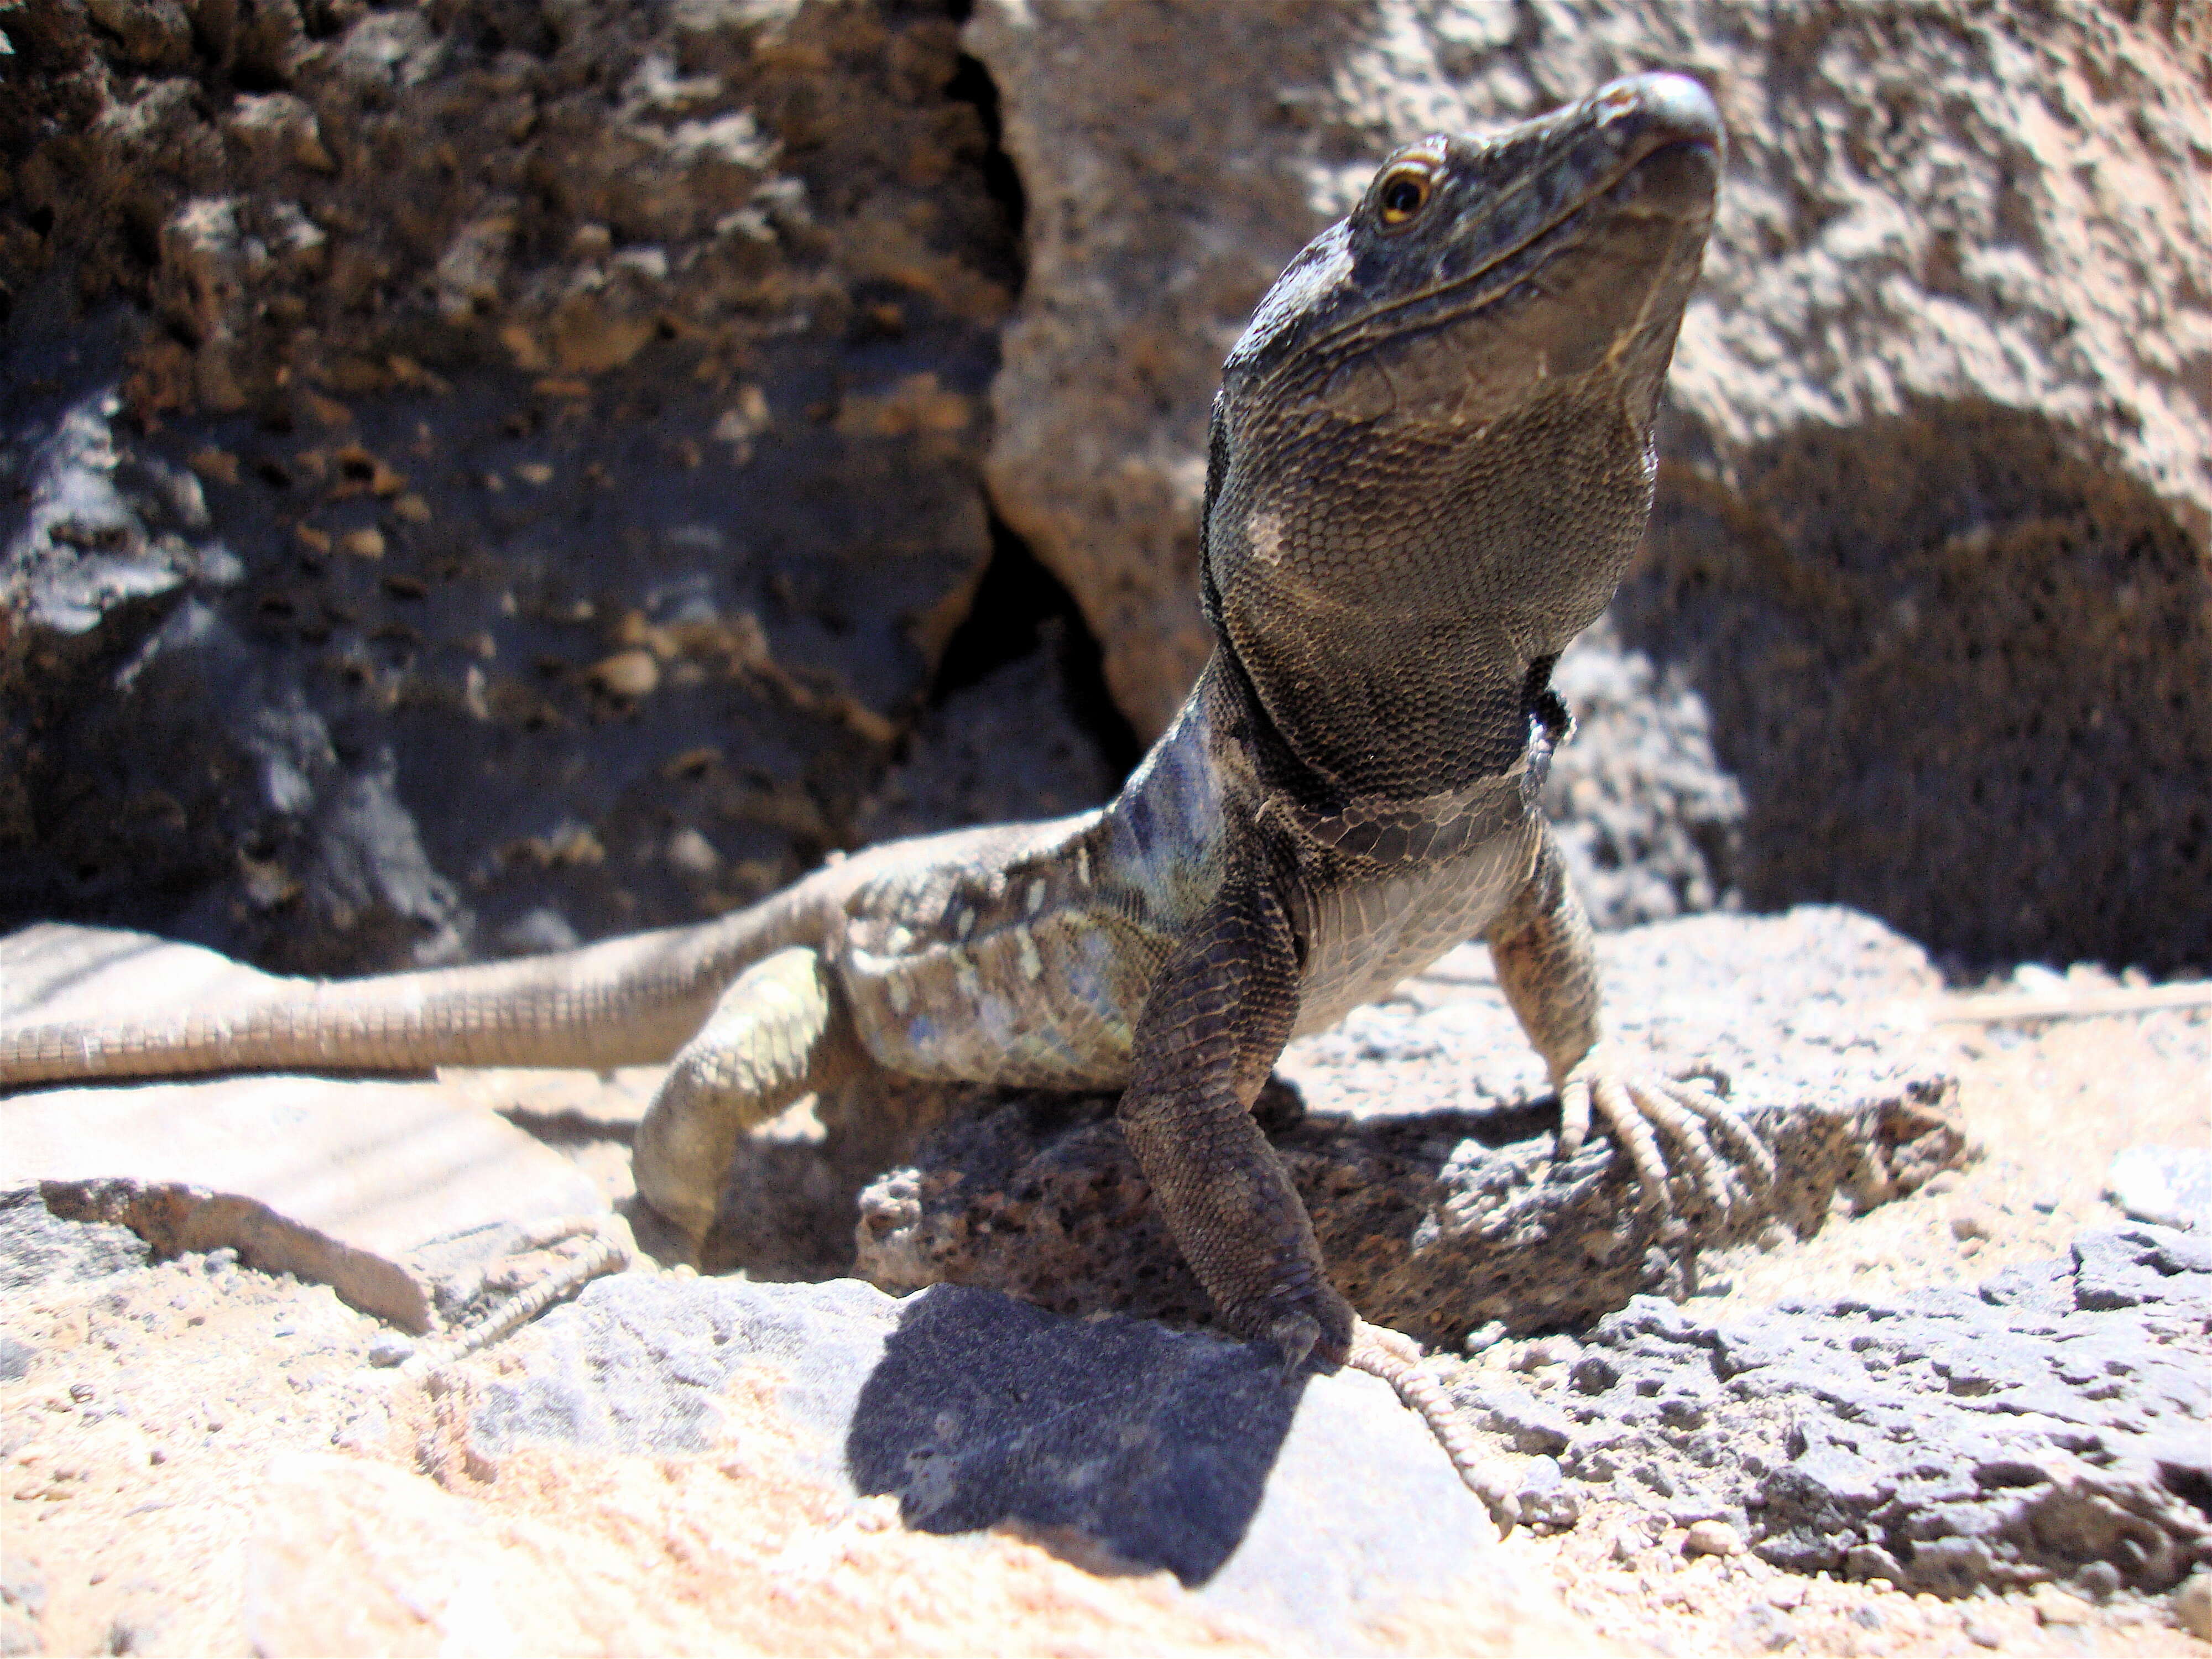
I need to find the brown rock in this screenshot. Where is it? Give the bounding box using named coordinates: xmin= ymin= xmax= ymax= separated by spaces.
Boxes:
xmin=969 ymin=0 xmax=2210 ymax=968
xmin=2031 ymin=1587 xmax=2093 ymax=1627
xmin=2174 ymin=1571 xmax=2212 ymax=1641
xmin=0 ymin=0 xmax=1029 ymax=978
xmin=1683 ymin=1520 xmax=1745 ymax=1558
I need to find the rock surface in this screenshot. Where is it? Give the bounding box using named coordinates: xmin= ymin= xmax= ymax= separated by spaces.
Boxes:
xmin=0 ymin=1224 xmax=1599 ymax=1657
xmin=0 ymin=922 xmax=617 ymax=1331
xmin=0 ymin=0 xmax=1073 ymax=975
xmin=0 ymin=919 xmax=2204 ymax=1653
xmin=0 ymin=1188 xmax=148 ymax=1297
xmin=972 ymin=0 xmax=2211 ymax=966
xmin=1483 ymin=1225 xmax=2211 ymax=1597
xmin=473 ymin=1272 xmax=1526 ymax=1650
xmin=2108 ymin=1144 xmax=2212 ymax=1234
xmin=857 ymin=907 xmax=1966 ymax=1344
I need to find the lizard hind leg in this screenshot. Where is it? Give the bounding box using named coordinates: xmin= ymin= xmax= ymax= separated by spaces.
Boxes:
xmin=632 ymin=946 xmax=864 ymax=1250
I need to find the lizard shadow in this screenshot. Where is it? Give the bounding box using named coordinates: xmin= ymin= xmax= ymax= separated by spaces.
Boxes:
xmin=843 ymin=1282 xmax=1300 ymax=1587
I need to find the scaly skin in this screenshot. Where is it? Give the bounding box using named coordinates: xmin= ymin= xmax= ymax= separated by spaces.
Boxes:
xmin=1 ymin=75 xmax=1766 ymax=1523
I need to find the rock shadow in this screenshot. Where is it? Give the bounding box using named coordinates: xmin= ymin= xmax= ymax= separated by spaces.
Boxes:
xmin=844 ymin=1283 xmax=1298 ymax=1587
xmin=854 ymin=1067 xmax=1963 ymax=1347
xmin=1629 ymin=398 xmax=2211 ymax=972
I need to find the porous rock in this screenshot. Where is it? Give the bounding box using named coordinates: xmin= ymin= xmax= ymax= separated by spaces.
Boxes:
xmin=0 ymin=1186 xmax=149 ymax=1293
xmin=471 ymin=1271 xmax=1513 ymax=1648
xmin=1543 ymin=1226 xmax=2211 ymax=1596
xmin=971 ymin=0 xmax=2210 ymax=967
xmin=856 ymin=907 xmax=1966 ymax=1346
xmin=0 ymin=0 xmax=1053 ymax=975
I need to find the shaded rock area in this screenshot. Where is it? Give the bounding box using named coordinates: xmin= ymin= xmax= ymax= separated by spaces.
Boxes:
xmin=0 ymin=0 xmax=1090 ymax=975
xmin=855 ymin=908 xmax=1967 ymax=1347
xmin=972 ymin=0 xmax=2211 ymax=966
xmin=1543 ymin=616 xmax=1744 ymax=930
xmin=0 ymin=1210 xmax=1603 ymax=1657
xmin=1493 ymin=1225 xmax=2212 ymax=1598
xmin=471 ymin=1271 xmax=1519 ymax=1650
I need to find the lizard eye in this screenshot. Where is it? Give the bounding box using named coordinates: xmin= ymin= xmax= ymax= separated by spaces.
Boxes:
xmin=1377 ymin=166 xmax=1433 ymax=226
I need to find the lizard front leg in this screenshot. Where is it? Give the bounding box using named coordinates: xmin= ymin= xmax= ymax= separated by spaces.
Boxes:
xmin=1485 ymin=825 xmax=1773 ymax=1213
xmin=1120 ymin=868 xmax=1344 ymax=1366
xmin=633 ymin=946 xmax=865 ymax=1249
xmin=1120 ymin=870 xmax=1520 ymax=1523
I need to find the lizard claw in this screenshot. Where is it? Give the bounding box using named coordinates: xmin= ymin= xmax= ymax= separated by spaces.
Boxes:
xmin=1557 ymin=1044 xmax=1771 ymax=1220
xmin=1344 ymin=1320 xmax=1521 ymax=1531
xmin=1266 ymin=1311 xmax=1324 ymax=1384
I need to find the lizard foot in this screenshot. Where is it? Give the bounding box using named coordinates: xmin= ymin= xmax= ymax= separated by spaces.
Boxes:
xmin=1556 ymin=1043 xmax=1775 ymax=1217
xmin=1345 ymin=1320 xmax=1521 ymax=1531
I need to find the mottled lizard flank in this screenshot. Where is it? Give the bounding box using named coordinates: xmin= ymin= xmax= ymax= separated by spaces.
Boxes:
xmin=2 ymin=74 xmax=1765 ymax=1522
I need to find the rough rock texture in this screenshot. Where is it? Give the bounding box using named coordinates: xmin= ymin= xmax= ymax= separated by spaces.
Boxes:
xmin=0 ymin=1187 xmax=148 ymax=1294
xmin=1507 ymin=1225 xmax=2212 ymax=1598
xmin=0 ymin=0 xmax=1073 ymax=974
xmin=855 ymin=908 xmax=1967 ymax=1347
xmin=473 ymin=1271 xmax=1523 ymax=1649
xmin=972 ymin=0 xmax=2211 ymax=966
xmin=1543 ymin=617 xmax=1744 ymax=930
xmin=850 ymin=614 xmax=1128 ymax=848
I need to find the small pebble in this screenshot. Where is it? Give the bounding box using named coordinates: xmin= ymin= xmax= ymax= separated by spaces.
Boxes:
xmin=366 ymin=1335 xmax=415 ymax=1369
xmin=1683 ymin=1519 xmax=1744 ymax=1558
xmin=2032 ymin=1586 xmax=2092 ymax=1626
xmin=2174 ymin=1571 xmax=2212 ymax=1641
xmin=1963 ymin=1617 xmax=2002 ymax=1647
xmin=1922 ymin=1170 xmax=1963 ymax=1195
xmin=2075 ymin=1560 xmax=2121 ymax=1601
xmin=67 ymin=1383 xmax=94 ymax=1404
xmin=1949 ymin=1209 xmax=1992 ymax=1241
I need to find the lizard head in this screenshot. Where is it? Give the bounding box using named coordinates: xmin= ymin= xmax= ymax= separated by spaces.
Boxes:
xmin=1203 ymin=73 xmax=1721 ymax=800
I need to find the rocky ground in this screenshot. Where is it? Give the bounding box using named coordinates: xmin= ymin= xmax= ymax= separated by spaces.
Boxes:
xmin=3 ymin=912 xmax=2206 ymax=1656
xmin=4 ymin=2 xmax=2206 ymax=1652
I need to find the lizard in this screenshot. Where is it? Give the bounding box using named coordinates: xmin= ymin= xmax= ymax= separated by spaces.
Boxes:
xmin=2 ymin=72 xmax=1766 ymax=1521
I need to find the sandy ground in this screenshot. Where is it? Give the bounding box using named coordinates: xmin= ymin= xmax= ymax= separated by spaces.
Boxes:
xmin=1 ymin=986 xmax=2205 ymax=1656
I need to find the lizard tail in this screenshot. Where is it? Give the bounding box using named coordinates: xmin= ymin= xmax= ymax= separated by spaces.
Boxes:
xmin=0 ymin=885 xmax=828 ymax=1088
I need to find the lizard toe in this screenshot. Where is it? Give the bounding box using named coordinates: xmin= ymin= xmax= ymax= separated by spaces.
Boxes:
xmin=1345 ymin=1321 xmax=1520 ymax=1530
xmin=1266 ymin=1311 xmax=1324 ymax=1383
